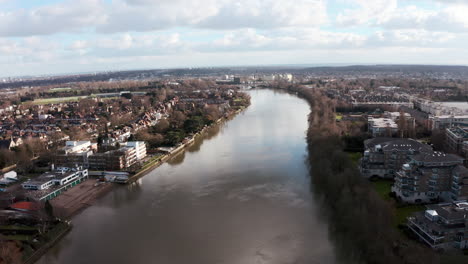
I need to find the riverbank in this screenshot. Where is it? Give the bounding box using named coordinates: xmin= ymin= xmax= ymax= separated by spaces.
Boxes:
xmin=22 ymin=222 xmax=72 ymax=264
xmin=281 ymin=85 xmax=466 ymax=264
xmin=35 ymin=88 xmax=336 ymax=264
xmin=50 ymin=180 xmax=114 ymax=219
xmin=25 ymin=103 xmax=250 ymax=264
xmin=127 ymin=107 xmax=247 ymax=184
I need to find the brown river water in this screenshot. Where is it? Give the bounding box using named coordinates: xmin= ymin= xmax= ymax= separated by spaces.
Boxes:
xmin=38 ymin=89 xmax=337 ymax=264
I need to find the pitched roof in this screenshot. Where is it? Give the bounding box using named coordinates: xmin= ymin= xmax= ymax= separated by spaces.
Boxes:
xmin=412 ymin=151 xmax=464 ymax=164
xmin=365 ymin=138 xmax=432 ymax=152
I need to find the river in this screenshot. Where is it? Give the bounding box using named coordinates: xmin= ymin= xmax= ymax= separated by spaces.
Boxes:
xmin=38 ymin=89 xmax=337 ymax=264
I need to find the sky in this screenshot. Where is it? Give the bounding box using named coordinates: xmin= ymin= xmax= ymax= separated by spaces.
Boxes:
xmin=1 ymin=0 xmax=468 ymax=77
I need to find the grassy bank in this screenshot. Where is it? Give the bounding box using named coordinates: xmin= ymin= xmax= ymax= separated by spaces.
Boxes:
xmin=370 ymin=180 xmax=426 ymax=227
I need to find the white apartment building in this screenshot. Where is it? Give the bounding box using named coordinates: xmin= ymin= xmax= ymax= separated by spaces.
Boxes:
xmin=122 ymin=141 xmax=147 ymax=160
xmin=368 ymin=117 xmax=399 ymax=137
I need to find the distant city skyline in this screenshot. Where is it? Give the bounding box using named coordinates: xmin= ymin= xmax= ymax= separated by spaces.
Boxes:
xmin=1 ymin=0 xmax=468 ymax=76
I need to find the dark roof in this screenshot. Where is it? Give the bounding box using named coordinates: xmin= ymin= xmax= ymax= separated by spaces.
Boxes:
xmin=364 ymin=138 xmax=432 ymax=152
xmin=453 ymin=165 xmax=468 ymax=177
xmin=412 ymin=151 xmax=464 ymax=164
xmin=426 ymin=202 xmax=468 ymax=222
xmin=0 ymin=139 xmax=12 ymax=149
xmin=364 ymin=137 xmax=394 ymax=148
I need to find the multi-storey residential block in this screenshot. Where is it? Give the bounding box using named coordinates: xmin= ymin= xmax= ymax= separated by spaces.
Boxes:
xmin=360 ymin=138 xmax=432 ymax=179
xmin=429 ymin=115 xmax=468 ymax=130
xmin=445 ymin=126 xmax=468 ymax=156
xmin=122 ymin=141 xmax=147 ymax=160
xmin=55 ymin=141 xmax=97 ymax=168
xmin=367 ymin=117 xmax=398 ymax=137
xmin=407 ymin=201 xmax=468 ymax=249
xmin=89 ymin=146 xmax=137 ymax=171
xmin=392 ymin=151 xmax=468 ymax=203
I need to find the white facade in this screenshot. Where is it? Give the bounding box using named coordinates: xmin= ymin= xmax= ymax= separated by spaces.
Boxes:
xmin=63 ymin=141 xmax=96 ymax=154
xmin=3 ymin=171 xmax=17 ymax=180
xmin=22 ymin=180 xmax=54 ymax=190
xmin=429 ymin=115 xmax=468 ymax=130
xmin=22 ymin=168 xmax=88 ymax=191
xmin=368 ymin=117 xmax=398 ymax=137
xmin=124 ymin=141 xmax=147 ymax=160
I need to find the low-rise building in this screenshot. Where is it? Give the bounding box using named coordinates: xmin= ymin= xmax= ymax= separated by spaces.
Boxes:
xmin=445 ymin=126 xmax=468 ymax=155
xmin=429 ymin=115 xmax=468 ymax=130
xmin=407 ymin=201 xmax=468 ymax=249
xmin=360 ymin=138 xmax=432 ymax=179
xmin=21 ymin=167 xmax=89 ymax=201
xmin=392 ymin=151 xmax=468 ymax=203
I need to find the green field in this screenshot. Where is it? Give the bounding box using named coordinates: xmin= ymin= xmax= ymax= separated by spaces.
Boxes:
xmin=3 ymin=234 xmax=32 ymax=241
xmin=48 ymin=87 xmax=73 ymax=93
xmin=28 ymin=96 xmax=88 ymax=105
xmin=371 ymin=180 xmax=393 ymax=201
xmin=370 ymin=179 xmax=426 ymax=227
xmin=395 ymin=205 xmax=426 ymax=227
xmin=0 ymin=225 xmax=38 ymax=231
xmin=347 ymin=152 xmax=362 ymax=166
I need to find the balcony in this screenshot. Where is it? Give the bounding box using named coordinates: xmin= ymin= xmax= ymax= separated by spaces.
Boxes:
xmin=407 ymin=219 xmax=445 ymax=248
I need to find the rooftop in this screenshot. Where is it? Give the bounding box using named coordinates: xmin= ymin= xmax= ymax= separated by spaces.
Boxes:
xmin=447 ymin=126 xmax=468 ymax=139
xmin=426 ymin=201 xmax=468 ymax=221
xmin=368 ymin=117 xmax=398 ymax=128
xmin=412 ymin=151 xmax=464 ymax=165
xmin=364 ymin=138 xmax=432 ymax=153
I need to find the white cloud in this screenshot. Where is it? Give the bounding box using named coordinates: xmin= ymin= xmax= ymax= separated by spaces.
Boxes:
xmin=0 ymin=0 xmax=106 ymax=37
xmin=1 ymin=0 xmax=468 ymax=76
xmin=336 ymin=0 xmax=398 ymax=26
xmin=336 ymin=0 xmax=468 ymax=32
xmin=0 ymin=0 xmax=327 ymax=37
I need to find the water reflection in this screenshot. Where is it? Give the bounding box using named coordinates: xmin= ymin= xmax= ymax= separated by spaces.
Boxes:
xmin=38 ymin=89 xmax=337 ymax=264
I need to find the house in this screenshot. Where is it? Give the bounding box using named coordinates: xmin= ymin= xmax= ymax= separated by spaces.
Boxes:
xmin=0 ymin=171 xmax=18 ymax=186
xmin=407 ymin=201 xmax=468 ymax=249
xmin=0 ymin=137 xmax=23 ymax=150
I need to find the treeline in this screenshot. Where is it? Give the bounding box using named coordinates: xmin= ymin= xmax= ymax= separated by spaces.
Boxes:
xmin=275 ymin=85 xmax=466 ymax=264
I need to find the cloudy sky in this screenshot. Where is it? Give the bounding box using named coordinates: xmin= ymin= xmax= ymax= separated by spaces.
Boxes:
xmin=1 ymin=0 xmax=468 ymax=76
